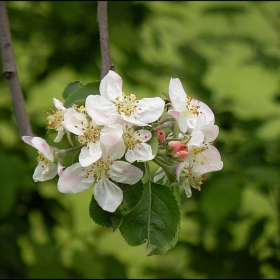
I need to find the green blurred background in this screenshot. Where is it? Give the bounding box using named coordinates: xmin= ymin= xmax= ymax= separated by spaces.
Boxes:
xmin=1 ymin=1 xmax=280 ymax=278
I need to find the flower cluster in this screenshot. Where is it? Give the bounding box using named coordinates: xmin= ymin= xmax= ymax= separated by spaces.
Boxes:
xmin=153 ymin=77 xmax=223 ymax=198
xmin=22 ymin=70 xmax=223 ymax=213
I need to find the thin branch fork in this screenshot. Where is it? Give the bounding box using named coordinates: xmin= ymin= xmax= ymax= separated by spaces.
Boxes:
xmin=0 ymin=1 xmax=34 ymax=137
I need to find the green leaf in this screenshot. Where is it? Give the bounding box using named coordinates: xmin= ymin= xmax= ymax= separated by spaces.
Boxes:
xmin=62 ymin=80 xmax=84 ymax=100
xmin=89 ymin=195 xmax=123 ymax=231
xmin=64 ymin=81 xmax=100 ymax=108
xmin=147 ymin=224 xmax=180 ymax=256
xmin=133 ymin=161 xmax=145 ymax=175
xmin=119 ymin=182 xmax=180 ymax=254
xmin=115 ymin=180 xmax=144 ymax=216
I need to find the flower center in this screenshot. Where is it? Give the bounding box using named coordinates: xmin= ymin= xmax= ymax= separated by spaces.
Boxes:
xmin=183 ymin=97 xmax=200 ymax=117
xmin=180 ymin=166 xmax=206 ymax=191
xmin=114 ymin=92 xmax=140 ymax=116
xmin=77 ymin=121 xmax=102 ymax=145
xmin=83 ymin=156 xmax=113 ymax=181
xmin=46 ymin=108 xmax=64 ymax=130
xmin=36 ymin=152 xmax=51 ymax=170
xmin=36 ymin=151 xmax=48 ymax=163
xmin=191 ymin=145 xmax=208 ymax=165
xmin=122 ymin=125 xmax=142 ymax=150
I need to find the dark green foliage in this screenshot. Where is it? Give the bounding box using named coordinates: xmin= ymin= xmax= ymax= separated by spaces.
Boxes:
xmin=120 ymin=182 xmax=180 ymax=255
xmin=63 ymin=81 xmax=100 ymax=108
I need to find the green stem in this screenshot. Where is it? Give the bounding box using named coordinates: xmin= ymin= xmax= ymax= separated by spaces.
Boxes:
xmin=144 ymin=161 xmax=152 ymax=249
xmin=59 ymin=145 xmax=84 ymax=158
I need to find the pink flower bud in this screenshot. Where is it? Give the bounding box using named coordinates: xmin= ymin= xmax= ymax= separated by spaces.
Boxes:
xmin=155 ymin=129 xmax=166 ymax=143
xmin=167 ymin=141 xmax=189 ymax=161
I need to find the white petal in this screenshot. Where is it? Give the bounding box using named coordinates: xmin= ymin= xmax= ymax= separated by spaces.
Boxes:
xmin=184 ymin=182 xmax=192 ymax=198
xmin=100 ymin=124 xmax=126 ymax=159
xmin=168 ymin=110 xmax=180 ymax=119
xmin=57 ymin=163 xmax=93 ymax=193
xmin=178 ymin=114 xmax=189 ymax=133
xmin=22 ymin=136 xmax=34 ymax=147
xmin=204 ymin=145 xmax=223 ymax=172
xmin=86 ymin=95 xmax=119 ymax=125
xmin=137 ymin=97 xmax=165 ymax=124
xmin=125 ymin=143 xmax=154 ymax=163
xmin=121 ymin=113 xmax=150 ymax=126
xmin=53 ymin=98 xmax=66 ymax=111
xmin=169 ymin=78 xmax=187 ymax=112
xmin=198 ymin=101 xmax=215 ymax=125
xmin=154 ymin=167 xmax=165 ymax=182
xmin=192 ymin=145 xmax=223 ymax=175
xmin=188 ymin=130 xmax=204 ymax=146
xmin=109 ymin=161 xmax=143 ymax=184
xmin=100 ymin=123 xmax=123 ymax=140
xmin=186 ymin=115 xmax=198 ymax=129
xmin=31 ymin=137 xmax=54 ymax=162
xmin=79 ymin=142 xmax=102 ymax=167
xmin=176 ymin=161 xmax=186 ymax=181
xmin=57 ymin=162 xmax=65 ymax=176
xmin=63 ymin=108 xmax=88 ymax=135
xmin=93 ymin=177 xmax=123 ymax=212
xmin=53 ymin=131 xmax=65 ymax=142
xmin=138 ymin=130 xmax=152 ymax=143
xmin=99 ymin=70 xmax=123 ymax=101
xmin=199 ymin=125 xmax=219 ymax=142
xmin=103 ymin=139 xmax=126 ymax=160
xmin=33 ymin=162 xmax=57 ymax=182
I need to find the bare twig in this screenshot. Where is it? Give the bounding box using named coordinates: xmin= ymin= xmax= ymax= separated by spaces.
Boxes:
xmin=0 ymin=1 xmax=34 ymax=137
xmin=97 ymin=1 xmax=114 ymax=80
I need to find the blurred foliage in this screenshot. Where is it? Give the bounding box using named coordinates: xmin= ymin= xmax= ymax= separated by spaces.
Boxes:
xmin=0 ymin=1 xmax=280 ymax=278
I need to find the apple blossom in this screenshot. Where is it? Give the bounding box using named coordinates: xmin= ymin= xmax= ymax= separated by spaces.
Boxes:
xmin=175 ymin=142 xmax=223 ymax=196
xmin=22 ymin=136 xmax=63 ymax=182
xmin=62 ymin=106 xmax=125 ymax=167
xmin=168 ymin=78 xmax=219 ymax=142
xmin=57 ymin=138 xmax=143 ymax=212
xmin=85 ymin=70 xmax=165 ymax=127
xmin=46 ymin=98 xmax=68 ymax=142
xmin=122 ymin=124 xmax=155 ymax=163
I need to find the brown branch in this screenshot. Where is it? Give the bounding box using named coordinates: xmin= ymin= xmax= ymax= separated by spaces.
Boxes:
xmin=0 ymin=1 xmax=34 ymax=137
xmin=97 ymin=1 xmax=114 ymax=80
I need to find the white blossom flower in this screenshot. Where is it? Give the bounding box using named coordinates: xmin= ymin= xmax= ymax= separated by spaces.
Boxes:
xmin=153 ymin=128 xmax=222 ymax=197
xmin=22 ymin=136 xmax=63 ymax=182
xmin=63 ymin=107 xmax=125 ymax=167
xmin=176 ymin=142 xmax=223 ymax=197
xmin=57 ymin=139 xmax=143 ymax=212
xmin=46 ymin=98 xmax=68 ymax=142
xmin=122 ymin=124 xmax=155 ymax=163
xmin=85 ymin=70 xmax=165 ymax=126
xmin=168 ymin=78 xmax=219 ymax=142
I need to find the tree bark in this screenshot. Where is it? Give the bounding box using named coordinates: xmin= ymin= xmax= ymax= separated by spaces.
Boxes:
xmin=97 ymin=1 xmax=114 ymax=80
xmin=0 ymin=1 xmax=34 ymax=137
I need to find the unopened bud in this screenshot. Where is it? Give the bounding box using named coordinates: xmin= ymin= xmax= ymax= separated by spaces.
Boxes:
xmin=167 ymin=141 xmax=189 ymax=161
xmin=154 ymin=129 xmax=166 ymax=143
